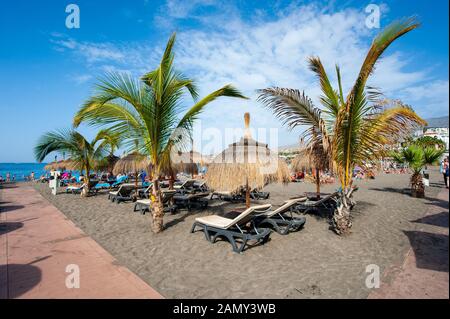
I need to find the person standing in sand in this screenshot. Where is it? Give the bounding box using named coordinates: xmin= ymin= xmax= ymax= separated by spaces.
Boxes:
xmin=6 ymin=172 xmax=10 ymax=182
xmin=440 ymin=158 xmax=449 ymax=188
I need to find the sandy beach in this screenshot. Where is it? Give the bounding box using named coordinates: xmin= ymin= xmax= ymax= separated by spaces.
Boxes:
xmin=28 ymin=167 xmax=448 ymax=299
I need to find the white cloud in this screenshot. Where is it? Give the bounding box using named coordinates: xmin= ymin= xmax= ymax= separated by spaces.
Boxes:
xmin=165 ymin=0 xmax=216 ymax=18
xmin=51 ymin=37 xmax=125 ymax=64
xmin=51 ymin=3 xmax=446 ymax=148
xmin=397 ymin=80 xmax=449 ymax=118
xmin=72 ymin=74 xmax=93 ymax=85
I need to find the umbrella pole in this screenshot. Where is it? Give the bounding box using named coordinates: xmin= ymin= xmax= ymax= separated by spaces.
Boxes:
xmin=245 ymin=178 xmax=250 ymax=208
xmin=169 ymin=170 xmax=175 ymax=190
xmin=135 ymin=169 xmax=138 ymax=197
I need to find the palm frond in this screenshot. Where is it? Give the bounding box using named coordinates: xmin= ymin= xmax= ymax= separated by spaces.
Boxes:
xmin=347 ymin=17 xmax=419 ymax=106
xmin=308 ymin=57 xmax=340 ymax=117
xmin=177 ymin=84 xmax=247 ymax=133
xmin=257 ymin=87 xmax=330 ymax=149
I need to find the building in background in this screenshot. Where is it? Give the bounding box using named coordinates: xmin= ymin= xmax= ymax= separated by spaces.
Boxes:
xmin=414 ymin=116 xmax=449 ymax=157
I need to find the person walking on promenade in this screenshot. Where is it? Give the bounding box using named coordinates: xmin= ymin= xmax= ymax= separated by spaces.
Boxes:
xmin=440 ymin=158 xmax=449 ymax=188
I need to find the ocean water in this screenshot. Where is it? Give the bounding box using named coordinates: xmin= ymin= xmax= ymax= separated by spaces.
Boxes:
xmin=0 ymin=163 xmax=48 ymax=181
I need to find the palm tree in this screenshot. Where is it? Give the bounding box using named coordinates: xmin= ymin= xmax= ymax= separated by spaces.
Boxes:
xmin=257 ymin=18 xmax=426 ymax=235
xmin=391 ymin=145 xmax=444 ymax=198
xmin=73 ymin=33 xmax=247 ymax=233
xmin=94 ymin=129 xmax=123 ymax=173
xmin=34 ymin=129 xmax=111 ymax=197
xmin=413 ymin=136 xmax=447 ymax=151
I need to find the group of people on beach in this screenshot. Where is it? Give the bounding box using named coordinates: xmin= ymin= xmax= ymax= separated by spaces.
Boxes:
xmin=0 ymin=172 xmax=17 ymax=182
xmin=0 ymin=171 xmax=42 ymax=183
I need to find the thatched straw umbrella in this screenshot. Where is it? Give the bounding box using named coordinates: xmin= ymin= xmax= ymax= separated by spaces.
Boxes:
xmin=173 ymin=162 xmax=199 ymax=177
xmin=171 ymin=150 xmax=205 ymax=177
xmin=206 ymin=113 xmax=290 ymax=208
xmin=95 ymin=154 xmax=120 ymax=173
xmin=44 ymin=159 xmax=75 ymax=171
xmin=113 ymin=152 xmax=150 ymax=194
xmin=291 ymin=142 xmax=331 ymax=199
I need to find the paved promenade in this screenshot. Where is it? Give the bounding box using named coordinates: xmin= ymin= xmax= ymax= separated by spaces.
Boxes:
xmin=369 ymin=188 xmax=449 ymax=299
xmin=0 ymin=183 xmax=162 ymax=299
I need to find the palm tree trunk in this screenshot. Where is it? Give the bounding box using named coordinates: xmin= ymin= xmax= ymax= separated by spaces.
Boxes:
xmin=151 ymin=178 xmax=164 ymax=233
xmin=315 ymin=168 xmax=321 ymax=199
xmin=411 ymin=172 xmax=425 ymax=198
xmin=332 ymin=187 xmax=353 ymax=235
xmin=81 ymin=163 xmax=90 ymax=197
xmin=169 ymin=170 xmax=175 ymax=190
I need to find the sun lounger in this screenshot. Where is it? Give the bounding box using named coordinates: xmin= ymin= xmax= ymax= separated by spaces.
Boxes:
xmin=108 ymin=184 xmax=138 ymax=203
xmin=65 ymin=180 xmax=99 ymax=194
xmin=173 ymin=192 xmax=209 ymax=210
xmin=110 ymin=175 xmax=129 ymax=188
xmin=210 ymin=190 xmax=245 ymax=202
xmin=295 ymin=192 xmax=339 ymax=213
xmin=193 ymin=180 xmax=209 ymax=192
xmin=253 ymin=197 xmax=307 ymax=235
xmin=66 ymin=183 xmax=86 ymax=194
xmin=250 ymin=188 xmax=270 ymax=200
xmin=190 ymin=204 xmax=273 ymax=253
xmin=137 ymin=183 xmax=153 ymax=199
xmin=174 ymin=179 xmax=196 ymax=192
xmin=133 ymin=190 xmax=177 ymax=214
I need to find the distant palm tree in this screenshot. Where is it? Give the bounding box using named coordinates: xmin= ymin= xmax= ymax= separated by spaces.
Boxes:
xmin=391 ymin=145 xmax=444 ymax=198
xmin=73 ymin=33 xmax=247 ymax=233
xmin=93 ymin=129 xmax=123 ymax=173
xmin=95 ymin=129 xmax=122 ymax=156
xmin=413 ymin=136 xmax=447 ymax=150
xmin=258 ymin=18 xmax=426 ymax=235
xmin=34 ymin=129 xmax=111 ymax=196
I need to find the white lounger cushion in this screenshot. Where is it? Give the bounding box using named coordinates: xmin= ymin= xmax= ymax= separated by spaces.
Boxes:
xmin=195 ymin=215 xmax=233 ymax=228
xmin=67 ymin=183 xmax=85 ymax=190
xmin=195 ymin=204 xmax=272 ymax=229
xmin=213 ymin=191 xmax=232 ymax=196
xmin=136 ymin=199 xmax=151 ymax=205
xmin=264 ymin=197 xmax=307 ymax=218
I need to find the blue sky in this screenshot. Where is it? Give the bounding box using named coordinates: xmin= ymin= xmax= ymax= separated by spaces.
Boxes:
xmin=0 ymin=0 xmax=448 ymax=162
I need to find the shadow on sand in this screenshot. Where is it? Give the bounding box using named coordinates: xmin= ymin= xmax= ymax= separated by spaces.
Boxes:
xmin=0 ymin=205 xmax=25 ymax=214
xmin=0 ymin=183 xmax=19 ymax=189
xmin=368 ymin=187 xmax=411 ymax=196
xmin=403 ymin=230 xmax=449 ymax=273
xmin=0 ymin=264 xmax=42 ymax=298
xmin=0 ymin=222 xmax=23 ymax=235
xmin=412 ymin=211 xmax=449 ymax=228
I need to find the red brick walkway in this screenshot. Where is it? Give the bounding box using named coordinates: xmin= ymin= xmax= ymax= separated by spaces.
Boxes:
xmin=369 ymin=188 xmax=449 ymax=299
xmin=0 ymin=183 xmax=163 ymax=299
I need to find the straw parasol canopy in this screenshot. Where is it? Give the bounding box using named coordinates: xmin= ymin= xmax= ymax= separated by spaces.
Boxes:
xmin=290 ymin=136 xmax=332 ymax=171
xmin=206 ymin=112 xmax=290 ymax=207
xmin=95 ymin=154 xmax=120 ymax=172
xmin=44 ymin=159 xmax=76 ymax=171
xmin=173 ymin=162 xmax=199 ymax=176
xmin=112 ymin=152 xmax=150 ymax=175
xmin=170 ymin=150 xmax=207 ymax=176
